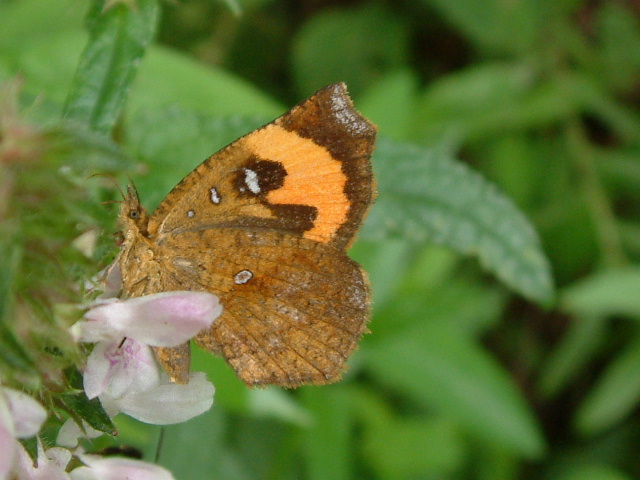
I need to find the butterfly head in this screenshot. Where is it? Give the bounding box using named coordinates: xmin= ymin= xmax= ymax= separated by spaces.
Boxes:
xmin=119 ymin=185 xmax=150 ymax=238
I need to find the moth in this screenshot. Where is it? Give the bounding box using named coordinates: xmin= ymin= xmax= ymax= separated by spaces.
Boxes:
xmin=116 ymin=83 xmax=376 ymax=388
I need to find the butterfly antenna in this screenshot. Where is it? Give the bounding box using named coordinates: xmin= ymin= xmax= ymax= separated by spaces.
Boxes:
xmin=90 ymin=172 xmax=127 ymax=201
xmin=101 ymin=199 xmax=123 ymax=206
xmin=126 ymin=173 xmax=141 ymax=202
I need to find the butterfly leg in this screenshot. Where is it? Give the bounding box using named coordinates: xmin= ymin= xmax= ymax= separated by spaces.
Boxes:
xmin=153 ymin=342 xmax=191 ymax=384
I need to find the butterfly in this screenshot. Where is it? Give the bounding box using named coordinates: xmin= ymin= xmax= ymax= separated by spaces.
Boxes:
xmin=115 ymin=83 xmax=376 ymax=388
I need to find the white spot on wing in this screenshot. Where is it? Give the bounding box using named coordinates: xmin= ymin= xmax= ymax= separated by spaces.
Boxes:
xmin=234 ymin=269 xmax=253 ymax=284
xmin=210 ymin=187 xmax=221 ymax=204
xmin=243 ymin=168 xmax=260 ymax=194
xmin=187 ymin=210 xmax=195 ymax=218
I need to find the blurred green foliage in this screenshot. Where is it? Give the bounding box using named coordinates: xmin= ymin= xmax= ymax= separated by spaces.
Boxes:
xmin=1 ymin=0 xmax=640 ymax=479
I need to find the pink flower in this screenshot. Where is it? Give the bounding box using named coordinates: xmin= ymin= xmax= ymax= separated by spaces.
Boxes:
xmin=73 ymin=291 xmax=221 ymax=425
xmin=0 ymin=386 xmax=49 ymax=480
xmin=78 ymin=291 xmax=221 ymax=346
xmin=10 ymin=441 xmax=71 ymax=480
xmin=70 ymin=455 xmax=175 ymax=480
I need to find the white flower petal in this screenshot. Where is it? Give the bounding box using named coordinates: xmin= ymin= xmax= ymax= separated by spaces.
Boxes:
xmin=83 ymin=343 xmax=113 ymax=400
xmin=12 ymin=440 xmax=71 ymax=480
xmin=0 ymin=390 xmax=13 ymax=434
xmin=44 ymin=447 xmax=72 ymax=471
xmin=115 ymin=372 xmax=214 ymax=425
xmin=73 ymin=299 xmax=120 ymax=343
xmin=56 ymin=419 xmax=82 ymax=448
xmin=101 ymin=262 xmax=122 ymax=299
xmin=71 ymin=456 xmax=175 ymax=480
xmin=81 ymin=292 xmax=221 ymax=346
xmin=56 ymin=419 xmax=103 ymax=448
xmin=84 ymin=340 xmax=159 ymax=400
xmin=4 ymin=388 xmax=47 ymax=438
xmin=0 ymin=426 xmax=16 ymax=480
xmin=67 ymin=466 xmax=97 ymax=480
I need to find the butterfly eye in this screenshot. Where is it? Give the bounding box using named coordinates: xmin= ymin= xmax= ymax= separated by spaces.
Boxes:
xmin=129 ymin=209 xmax=140 ymax=219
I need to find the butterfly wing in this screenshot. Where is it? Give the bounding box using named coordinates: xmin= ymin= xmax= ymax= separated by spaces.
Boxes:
xmin=156 ymin=229 xmax=369 ymax=387
xmin=146 ymin=83 xmax=376 ymax=248
xmin=141 ymin=83 xmax=376 ymax=387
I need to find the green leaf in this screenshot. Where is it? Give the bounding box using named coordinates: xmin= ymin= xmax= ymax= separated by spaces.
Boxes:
xmin=420 ymin=0 xmax=540 ymax=54
xmin=362 ymin=416 xmax=463 ymax=478
xmin=575 ymin=333 xmax=640 ymax=435
xmin=19 ymin=437 xmax=38 ymax=465
xmin=61 ymin=368 xmax=115 ymax=434
xmin=61 ymin=391 xmax=116 ymax=435
xmin=63 ymin=0 xmax=160 ymax=133
xmin=358 ymin=69 xmax=420 ymax=142
xmin=349 ymin=239 xmax=416 ymax=310
xmin=411 ymin=63 xmax=579 ymax=145
xmin=561 ymin=267 xmax=640 ymax=319
xmin=552 ymin=464 xmax=633 ymax=480
xmin=369 ymin=245 xmax=506 ymax=342
xmin=537 ymin=316 xmax=607 ymax=398
xmin=595 ymin=3 xmax=640 ymax=92
xmin=363 ymin=138 xmax=555 ymax=305
xmin=191 ymin=345 xmax=248 ymax=415
xmin=300 ymin=387 xmax=353 ymax=480
xmin=159 ymin=409 xmax=253 ymax=480
xmin=247 ymin=388 xmax=311 ymax=427
xmin=364 ymin=321 xmax=546 ymax=458
xmin=128 ymin=45 xmax=282 ymax=119
xmin=291 ymin=3 xmax=409 ymax=98
xmin=349 ymin=387 xmax=464 ymax=478
xmin=0 ymin=244 xmax=38 ymax=376
xmin=0 ymin=0 xmax=85 ymax=53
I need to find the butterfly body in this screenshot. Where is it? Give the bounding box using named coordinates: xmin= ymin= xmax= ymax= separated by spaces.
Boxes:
xmin=116 ymin=83 xmax=376 ymax=388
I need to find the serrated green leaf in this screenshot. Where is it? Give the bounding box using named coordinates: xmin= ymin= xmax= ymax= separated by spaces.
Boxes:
xmin=63 ymin=0 xmax=160 ymax=133
xmin=575 ymin=334 xmax=640 ymax=435
xmin=362 ymin=138 xmax=554 ymax=305
xmin=364 ymin=322 xmax=546 ymax=458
